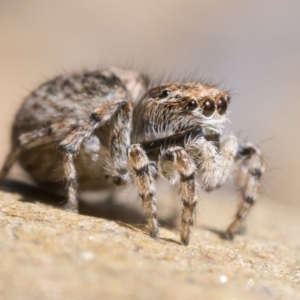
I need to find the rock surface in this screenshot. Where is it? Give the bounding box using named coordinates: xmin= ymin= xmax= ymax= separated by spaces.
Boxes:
xmin=0 ymin=186 xmax=299 ymax=300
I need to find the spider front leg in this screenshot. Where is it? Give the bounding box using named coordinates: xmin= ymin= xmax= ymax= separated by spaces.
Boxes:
xmin=59 ymin=101 xmax=131 ymax=212
xmin=225 ymin=143 xmax=265 ymax=239
xmin=128 ymin=145 xmax=158 ymax=239
xmin=110 ymin=103 xmax=159 ymax=238
xmin=159 ymin=146 xmax=198 ymax=246
xmin=186 ymin=135 xmax=238 ymax=191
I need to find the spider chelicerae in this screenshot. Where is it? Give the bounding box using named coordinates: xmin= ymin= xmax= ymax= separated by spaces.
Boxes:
xmin=0 ymin=67 xmax=265 ymax=245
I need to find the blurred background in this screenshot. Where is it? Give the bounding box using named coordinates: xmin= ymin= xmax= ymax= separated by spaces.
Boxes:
xmin=0 ymin=0 xmax=299 ymax=209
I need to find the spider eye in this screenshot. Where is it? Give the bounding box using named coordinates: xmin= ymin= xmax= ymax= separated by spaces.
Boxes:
xmin=187 ymin=100 xmax=198 ymax=111
xmin=217 ymin=98 xmax=227 ymax=115
xmin=201 ymin=99 xmax=215 ymax=117
xmin=160 ymin=89 xmax=170 ymax=98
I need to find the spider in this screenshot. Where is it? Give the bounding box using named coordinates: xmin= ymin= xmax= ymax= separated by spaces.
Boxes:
xmin=0 ymin=67 xmax=265 ymax=245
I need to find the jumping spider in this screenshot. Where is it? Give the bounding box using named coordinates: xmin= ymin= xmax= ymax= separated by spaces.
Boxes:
xmin=0 ymin=67 xmax=265 ymax=245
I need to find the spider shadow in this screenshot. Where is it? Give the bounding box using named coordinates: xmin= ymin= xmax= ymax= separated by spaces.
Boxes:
xmin=201 ymin=225 xmax=245 ymax=240
xmin=201 ymin=225 xmax=229 ymax=240
xmin=0 ymin=179 xmax=177 ymax=231
xmin=111 ymin=221 xmax=180 ymax=245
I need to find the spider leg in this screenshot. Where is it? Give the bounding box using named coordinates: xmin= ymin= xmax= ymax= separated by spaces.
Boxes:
xmin=128 ymin=144 xmax=158 ymax=239
xmin=217 ymin=136 xmax=239 ymax=187
xmin=108 ymin=102 xmax=132 ymax=185
xmin=186 ymin=136 xmax=237 ymax=192
xmin=0 ymin=147 xmax=20 ymax=182
xmin=224 ymin=143 xmax=265 ymax=239
xmin=159 ymin=146 xmax=197 ymax=246
xmin=0 ymin=120 xmax=77 ymax=182
xmin=59 ymin=101 xmax=131 ymax=212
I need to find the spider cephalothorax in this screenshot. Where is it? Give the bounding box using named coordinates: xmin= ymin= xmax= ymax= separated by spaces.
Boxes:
xmin=0 ymin=67 xmax=265 ymax=245
xmin=132 ymin=83 xmax=230 ymax=144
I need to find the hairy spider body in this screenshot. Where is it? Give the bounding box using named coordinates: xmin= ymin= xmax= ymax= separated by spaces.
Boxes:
xmin=0 ymin=67 xmax=265 ymax=245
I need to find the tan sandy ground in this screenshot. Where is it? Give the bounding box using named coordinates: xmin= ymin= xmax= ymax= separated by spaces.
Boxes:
xmin=0 ymin=184 xmax=299 ymax=300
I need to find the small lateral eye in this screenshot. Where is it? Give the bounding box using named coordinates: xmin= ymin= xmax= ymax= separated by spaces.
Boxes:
xmin=160 ymin=89 xmax=170 ymax=98
xmin=201 ymin=99 xmax=215 ymax=117
xmin=217 ymin=98 xmax=227 ymax=115
xmin=187 ymin=100 xmax=198 ymax=110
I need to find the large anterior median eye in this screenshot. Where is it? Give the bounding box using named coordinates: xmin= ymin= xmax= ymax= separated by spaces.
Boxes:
xmin=217 ymin=98 xmax=227 ymax=115
xmin=201 ymin=99 xmax=215 ymax=117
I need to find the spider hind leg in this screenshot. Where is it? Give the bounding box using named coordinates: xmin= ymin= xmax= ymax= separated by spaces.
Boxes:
xmin=225 ymin=143 xmax=265 ymax=240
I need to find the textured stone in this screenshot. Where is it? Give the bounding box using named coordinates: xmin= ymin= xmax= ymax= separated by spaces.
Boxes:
xmin=0 ymin=187 xmax=299 ymax=300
